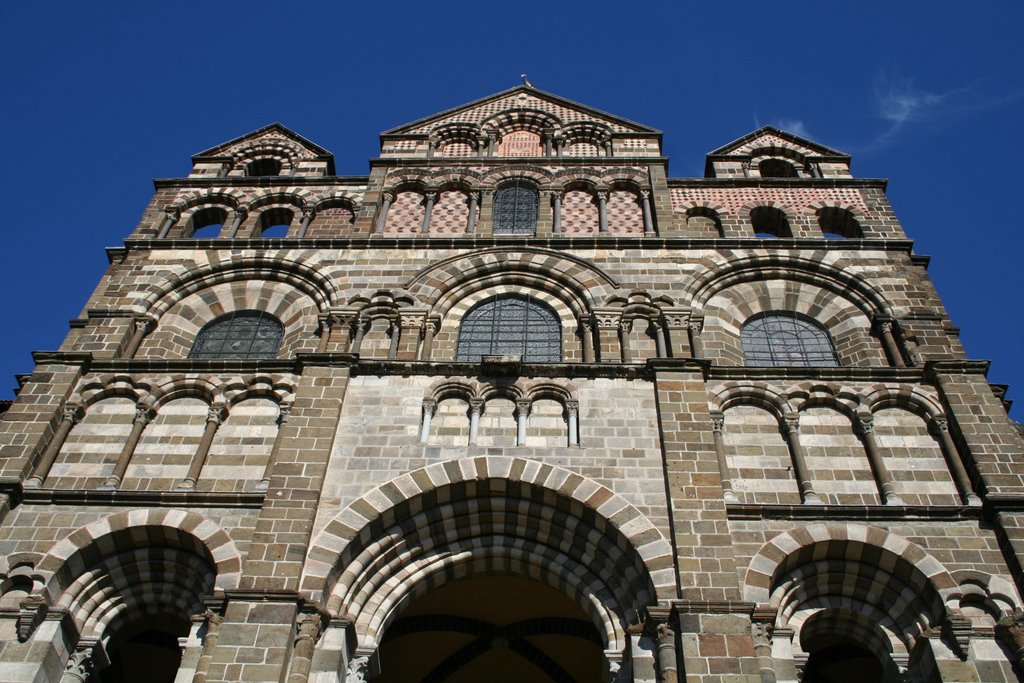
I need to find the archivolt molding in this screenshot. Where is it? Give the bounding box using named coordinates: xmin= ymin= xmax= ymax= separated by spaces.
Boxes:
xmin=170 ymin=188 xmax=249 ymax=214
xmin=404 ymin=247 xmax=618 ymax=318
xmin=709 ymin=381 xmax=944 ymax=422
xmin=687 ymin=255 xmax=894 ymax=317
xmin=314 ymin=190 xmax=362 ymax=212
xmin=479 ymin=165 xmax=554 ymax=186
xmin=424 ymin=377 xmax=577 ymax=405
xmin=34 ymin=508 xmax=243 ymax=608
xmin=744 ymin=523 xmax=956 ymax=634
xmin=134 ymin=254 xmax=336 ymax=318
xmin=302 ymin=457 xmax=675 ymax=650
xmin=70 ymin=373 xmax=296 ymax=414
xmin=480 ymin=107 xmax=562 ymax=137
xmin=803 ymin=199 xmax=869 ymax=222
xmin=242 ymin=188 xmax=318 ymax=213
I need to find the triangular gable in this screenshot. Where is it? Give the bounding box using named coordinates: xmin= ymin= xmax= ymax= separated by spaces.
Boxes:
xmin=193 ymin=123 xmax=334 ymax=159
xmin=383 ymin=86 xmax=661 ymax=136
xmin=708 ymin=126 xmax=849 ymax=159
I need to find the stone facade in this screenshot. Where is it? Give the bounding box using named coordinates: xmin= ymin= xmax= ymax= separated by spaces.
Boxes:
xmin=0 ymin=86 xmax=1021 ymax=682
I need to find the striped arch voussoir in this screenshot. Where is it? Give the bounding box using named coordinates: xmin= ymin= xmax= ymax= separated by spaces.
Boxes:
xmin=34 ymin=508 xmax=242 ymax=605
xmin=709 ymin=382 xmax=788 ymax=419
xmin=136 ymin=254 xmax=336 ymax=317
xmin=743 ymin=523 xmax=956 ymax=606
xmin=302 ymin=456 xmax=675 ymax=607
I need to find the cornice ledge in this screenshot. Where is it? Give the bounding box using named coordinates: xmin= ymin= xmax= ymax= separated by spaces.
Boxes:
xmin=667 ymin=177 xmax=889 ymax=189
xmin=21 ymin=488 xmax=266 ymax=508
xmin=351 ymin=359 xmax=654 ymax=381
xmin=725 ymin=502 xmax=980 ymax=521
xmin=924 ymin=359 xmax=991 ymax=378
xmin=706 ymin=365 xmax=926 ymax=382
xmin=670 ymin=599 xmax=757 ymax=615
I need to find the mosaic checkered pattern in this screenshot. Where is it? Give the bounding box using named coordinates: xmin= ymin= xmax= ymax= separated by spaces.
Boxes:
xmin=497 ymin=130 xmax=542 ymax=157
xmin=607 ymin=189 xmax=642 ymax=234
xmin=384 ymin=190 xmax=424 ymax=234
xmin=429 ymin=190 xmax=469 ymax=234
xmin=440 ymin=141 xmax=474 ymax=157
xmin=561 ymin=189 xmax=598 ymax=234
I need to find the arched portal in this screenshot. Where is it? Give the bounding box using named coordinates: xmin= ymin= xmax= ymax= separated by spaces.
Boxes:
xmin=374 ymin=575 xmax=604 ymax=682
xmin=305 ymin=457 xmax=676 ymax=678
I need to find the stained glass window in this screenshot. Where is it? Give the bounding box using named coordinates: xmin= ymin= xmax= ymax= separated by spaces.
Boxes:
xmin=493 ymin=180 xmax=538 ymax=235
xmin=741 ymin=312 xmax=839 ymax=367
xmin=456 ymin=295 xmax=561 ymax=362
xmin=189 ymin=311 xmax=283 ymax=360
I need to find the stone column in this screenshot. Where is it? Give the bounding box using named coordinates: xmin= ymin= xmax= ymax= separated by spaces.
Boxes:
xmin=420 ymin=400 xmax=435 ymax=444
xmin=781 ymin=414 xmax=821 ymax=504
xmin=710 ymin=412 xmax=738 ymax=503
xmin=124 ymin=316 xmax=157 ymax=358
xmin=876 ymin=319 xmax=907 ymax=367
xmin=257 ymin=403 xmax=292 ymax=491
xmin=655 ymin=623 xmax=679 ymax=683
xmin=554 ymin=136 xmax=564 ymax=157
xmin=997 ymin=611 xmax=1024 ymax=670
xmin=551 ymin=191 xmax=563 ymax=233
xmin=25 ymin=403 xmax=83 ymax=488
xmin=661 ymin=310 xmax=691 ymax=358
xmin=543 ymin=129 xmax=554 ymax=156
xmin=61 ymin=640 xmax=107 ymax=683
xmin=191 ymin=611 xmax=224 ymax=683
xmin=350 ymin=318 xmax=368 ymax=355
xmin=487 ymin=135 xmax=496 ymax=157
xmin=420 ymin=190 xmax=437 ymax=234
xmin=475 ymin=137 xmax=486 ymax=158
xmin=597 ymin=190 xmax=609 ymax=233
xmin=930 ymin=416 xmax=982 ymax=505
xmin=856 ymin=413 xmax=903 ymax=505
xmin=226 ymin=207 xmax=248 ymax=238
xmin=419 ymin=316 xmax=440 ymax=360
xmin=687 ymin=318 xmax=705 ymax=359
xmin=374 ymin=192 xmax=393 ymax=234
xmin=751 ymin=623 xmax=777 ymax=683
xmin=566 ymin=400 xmax=580 ymax=447
xmin=176 ymin=403 xmax=227 ymax=491
xmin=295 ymin=206 xmax=316 ymax=238
xmin=426 ymin=138 xmax=436 ymax=158
xmin=396 ymin=312 xmax=426 ymax=360
xmin=516 ymin=400 xmax=531 ymax=446
xmin=100 ymin=405 xmax=155 ymax=489
xmin=468 ymin=399 xmax=484 ymax=445
xmin=466 ymin=191 xmax=479 ymax=234
xmin=156 ymin=207 xmax=180 ymax=239
xmin=640 ymin=190 xmax=655 ymax=235
xmin=387 ymin=319 xmax=401 ymax=359
xmin=618 ymin=318 xmax=632 ymax=363
xmin=652 ymin=318 xmax=667 ymax=357
xmin=316 ymin=314 xmax=332 ymax=353
xmin=580 ymin=318 xmax=596 ymax=363
xmin=287 ymin=611 xmax=325 ymax=683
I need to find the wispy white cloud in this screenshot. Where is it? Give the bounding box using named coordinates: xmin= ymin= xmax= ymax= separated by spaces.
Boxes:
xmin=862 ymin=71 xmax=1023 ymax=155
xmin=775 ymin=118 xmax=812 ymax=140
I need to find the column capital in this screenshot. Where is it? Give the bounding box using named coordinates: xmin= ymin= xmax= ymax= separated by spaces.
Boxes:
xmin=640 ymin=189 xmax=651 ymax=199
xmin=233 ymin=206 xmax=249 ymax=219
xmin=751 ymin=622 xmax=773 ymax=647
xmin=856 ymin=413 xmax=875 ymax=434
xmin=164 ymin=206 xmax=181 ymax=219
xmin=515 ymin=399 xmax=532 ymax=417
xmin=277 ymin=402 xmax=293 ymax=425
xmin=565 ymin=400 xmax=579 ymax=417
xmin=381 ymin=190 xmax=395 ymax=203
xmin=62 ymin=403 xmax=84 ymax=424
xmin=593 ymin=310 xmax=622 ymax=329
xmin=930 ymin=415 xmax=949 ymax=433
xmin=301 ymin=205 xmax=316 ymax=220
xmin=468 ymin=398 xmax=485 ymax=414
xmin=422 ymin=398 xmax=437 ymax=414
xmin=134 ymin=404 xmax=156 ymax=426
xmin=687 ymin=318 xmax=703 ymax=333
xmin=206 ymin=403 xmax=227 ymax=425
xmin=133 ymin=315 xmax=157 ymax=334
xmin=596 ymin=190 xmax=610 ymax=202
xmin=710 ymin=411 xmax=725 ymax=433
xmin=782 ymin=413 xmax=800 ymax=435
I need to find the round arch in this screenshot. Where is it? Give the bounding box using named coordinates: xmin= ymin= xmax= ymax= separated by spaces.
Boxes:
xmin=303 ymin=456 xmax=675 ymax=652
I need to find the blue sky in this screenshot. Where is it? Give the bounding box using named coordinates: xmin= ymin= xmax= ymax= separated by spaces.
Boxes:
xmin=1 ymin=2 xmax=1022 ymax=414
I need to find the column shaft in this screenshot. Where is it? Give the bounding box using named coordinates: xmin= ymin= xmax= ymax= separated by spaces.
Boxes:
xmin=374 ymin=193 xmax=393 ymax=234
xmin=783 ymin=417 xmax=820 ymax=504
xmin=420 ymin=192 xmax=435 ymax=234
xmin=25 ymin=405 xmax=81 ymax=487
xmin=597 ymin=192 xmax=609 ymax=233
xmin=710 ymin=413 xmax=738 ymax=502
xmin=257 ymin=404 xmax=292 ymax=491
xmin=101 ymin=407 xmax=153 ymax=489
xmin=857 ymin=416 xmax=902 ymax=505
xmin=177 ymin=406 xmax=224 ymax=491
xmin=420 ymin=401 xmax=435 ymax=444
xmin=933 ymin=417 xmax=981 ymax=505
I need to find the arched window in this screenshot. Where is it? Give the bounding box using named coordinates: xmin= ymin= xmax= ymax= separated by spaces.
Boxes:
xmin=492 ymin=180 xmax=538 ymax=235
xmin=758 ymin=158 xmax=798 ymax=178
xmin=741 ymin=312 xmax=839 ymax=367
xmin=818 ymin=207 xmax=863 ymax=238
xmin=189 ymin=311 xmax=284 ymax=360
xmin=750 ymin=206 xmax=791 ymax=238
xmin=246 ymin=158 xmax=282 ymax=176
xmin=188 ymin=206 xmax=227 ymax=238
xmin=456 ymin=294 xmax=561 ymax=362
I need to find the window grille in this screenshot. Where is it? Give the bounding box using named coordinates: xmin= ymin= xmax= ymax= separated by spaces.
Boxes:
xmin=493 ymin=180 xmax=538 ymax=235
xmin=741 ymin=312 xmax=839 ymax=367
xmin=189 ymin=310 xmax=283 ymax=360
xmin=456 ymin=294 xmax=561 ymax=362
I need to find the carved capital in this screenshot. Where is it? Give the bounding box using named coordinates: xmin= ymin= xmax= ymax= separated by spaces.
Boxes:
xmin=133 ymin=405 xmax=155 ymax=426
xmin=134 ymin=316 xmax=157 ymax=335
xmin=233 ymin=206 xmax=249 ymax=219
xmin=515 ymin=400 xmax=532 ymax=418
xmin=277 ymin=402 xmax=293 ymax=425
xmin=931 ymin=415 xmax=949 ymax=433
xmin=347 ymin=655 xmax=370 ymax=682
xmin=301 ymin=206 xmax=316 ymax=220
xmin=640 ymin=189 xmax=651 ymax=200
xmin=597 ymin=190 xmax=610 ymax=202
xmin=565 ymin=400 xmax=579 ymax=418
xmin=62 ymin=403 xmax=84 ymax=425
xmin=751 ymin=621 xmax=773 ymax=647
xmin=381 ymin=191 xmax=395 ymax=203
xmin=17 ymin=595 xmax=47 ymax=642
xmin=710 ymin=411 xmax=725 ymax=434
xmin=206 ymin=403 xmax=227 ymax=425
xmin=997 ymin=610 xmax=1024 ymax=661
xmin=468 ymin=398 xmax=485 ymax=415
xmin=856 ymin=413 xmax=875 ymax=435
xmin=422 ymin=399 xmax=437 ymax=416
xmin=782 ymin=414 xmax=800 ymax=436
xmin=687 ymin=319 xmax=703 ymax=333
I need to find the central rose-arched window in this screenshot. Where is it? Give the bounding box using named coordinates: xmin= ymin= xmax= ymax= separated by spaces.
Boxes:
xmin=189 ymin=310 xmax=283 ymax=360
xmin=492 ymin=180 xmax=539 ymax=235
xmin=456 ymin=294 xmax=561 ymax=362
xmin=741 ymin=312 xmax=839 ymax=367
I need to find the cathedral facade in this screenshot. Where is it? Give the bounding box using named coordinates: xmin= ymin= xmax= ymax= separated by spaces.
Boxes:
xmin=0 ymin=86 xmax=1022 ymax=682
